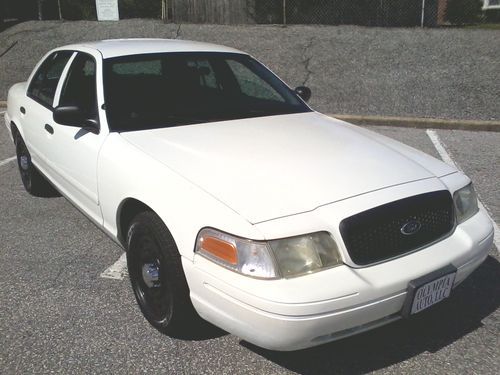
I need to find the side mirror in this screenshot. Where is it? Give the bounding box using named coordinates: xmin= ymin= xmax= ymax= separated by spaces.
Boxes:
xmin=295 ymin=86 xmax=312 ymax=102
xmin=53 ymin=106 xmax=84 ymax=126
xmin=53 ymin=106 xmax=99 ymax=132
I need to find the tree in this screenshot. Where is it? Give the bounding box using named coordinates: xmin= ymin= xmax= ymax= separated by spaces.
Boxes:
xmin=446 ymin=0 xmax=483 ymax=24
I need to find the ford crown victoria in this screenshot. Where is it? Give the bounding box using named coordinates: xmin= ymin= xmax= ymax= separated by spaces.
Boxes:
xmin=5 ymin=39 xmax=494 ymax=351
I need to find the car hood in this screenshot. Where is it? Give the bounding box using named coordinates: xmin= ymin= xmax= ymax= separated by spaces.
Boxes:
xmin=120 ymin=112 xmax=456 ymax=224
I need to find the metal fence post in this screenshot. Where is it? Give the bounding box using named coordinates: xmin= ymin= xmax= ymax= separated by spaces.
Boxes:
xmin=283 ymin=0 xmax=287 ymax=26
xmin=162 ymin=0 xmax=167 ymax=21
xmin=421 ymin=0 xmax=426 ymax=27
xmin=57 ymin=0 xmax=62 ymax=20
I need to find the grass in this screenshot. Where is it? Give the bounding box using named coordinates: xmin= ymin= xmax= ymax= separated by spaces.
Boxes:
xmin=463 ymin=23 xmax=500 ymax=29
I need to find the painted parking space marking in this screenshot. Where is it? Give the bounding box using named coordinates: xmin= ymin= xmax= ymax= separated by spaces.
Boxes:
xmin=100 ymin=252 xmax=128 ymax=280
xmin=426 ymin=129 xmax=499 ymax=251
xmin=0 ymin=156 xmax=16 ymax=168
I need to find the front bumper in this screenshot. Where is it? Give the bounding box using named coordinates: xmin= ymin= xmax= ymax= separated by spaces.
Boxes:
xmin=183 ymin=209 xmax=494 ymax=351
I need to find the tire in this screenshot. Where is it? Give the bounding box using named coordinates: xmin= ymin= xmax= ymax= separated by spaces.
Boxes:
xmin=15 ymin=135 xmax=58 ymax=197
xmin=126 ymin=211 xmax=199 ymax=335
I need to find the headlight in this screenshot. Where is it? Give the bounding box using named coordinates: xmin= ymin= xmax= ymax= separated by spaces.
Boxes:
xmin=196 ymin=228 xmax=278 ymax=279
xmin=195 ymin=229 xmax=342 ymax=279
xmin=453 ymin=183 xmax=479 ymax=224
xmin=269 ymin=232 xmax=342 ymax=277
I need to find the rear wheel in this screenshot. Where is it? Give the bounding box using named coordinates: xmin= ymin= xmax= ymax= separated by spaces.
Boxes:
xmin=127 ymin=211 xmax=198 ymax=335
xmin=15 ymin=135 xmax=57 ymax=197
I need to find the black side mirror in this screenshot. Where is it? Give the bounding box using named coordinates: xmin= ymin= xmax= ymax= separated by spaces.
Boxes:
xmin=295 ymin=86 xmax=312 ymax=102
xmin=53 ymin=106 xmax=84 ymax=126
xmin=53 ymin=106 xmax=99 ymax=133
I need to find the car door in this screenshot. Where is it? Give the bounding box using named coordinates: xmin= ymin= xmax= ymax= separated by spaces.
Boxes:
xmin=23 ymin=50 xmax=74 ymax=175
xmin=45 ymin=51 xmax=108 ymax=225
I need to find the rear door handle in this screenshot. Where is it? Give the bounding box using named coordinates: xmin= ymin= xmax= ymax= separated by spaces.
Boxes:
xmin=44 ymin=124 xmax=54 ymax=135
xmin=20 ymin=106 xmax=26 ymax=114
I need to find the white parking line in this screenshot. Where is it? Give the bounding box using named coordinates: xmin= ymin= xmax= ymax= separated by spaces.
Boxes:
xmin=0 ymin=156 xmax=16 ymax=168
xmin=426 ymin=129 xmax=499 ymax=251
xmin=100 ymin=252 xmax=128 ymax=280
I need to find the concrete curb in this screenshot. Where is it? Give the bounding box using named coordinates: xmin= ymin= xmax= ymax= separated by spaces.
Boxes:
xmin=331 ymin=114 xmax=500 ymax=132
xmin=1 ymin=100 xmax=498 ymax=131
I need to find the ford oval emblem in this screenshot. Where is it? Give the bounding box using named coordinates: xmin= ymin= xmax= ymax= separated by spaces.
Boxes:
xmin=400 ymin=220 xmax=422 ymax=236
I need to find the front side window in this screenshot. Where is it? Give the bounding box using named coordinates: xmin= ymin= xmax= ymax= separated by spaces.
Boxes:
xmin=59 ymin=53 xmax=98 ymax=121
xmin=28 ymin=51 xmax=73 ymax=108
xmin=103 ymin=52 xmax=310 ymax=132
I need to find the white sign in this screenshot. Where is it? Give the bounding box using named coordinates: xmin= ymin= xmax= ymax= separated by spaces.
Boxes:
xmin=96 ymin=0 xmax=120 ymax=21
xmin=483 ymin=0 xmax=500 ymax=10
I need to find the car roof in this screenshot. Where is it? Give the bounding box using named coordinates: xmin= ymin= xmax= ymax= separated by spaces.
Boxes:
xmin=60 ymin=38 xmax=245 ymax=59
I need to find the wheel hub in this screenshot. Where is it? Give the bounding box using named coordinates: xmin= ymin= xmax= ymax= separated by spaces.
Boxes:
xmin=20 ymin=155 xmax=29 ymax=171
xmin=142 ymin=262 xmax=161 ymax=288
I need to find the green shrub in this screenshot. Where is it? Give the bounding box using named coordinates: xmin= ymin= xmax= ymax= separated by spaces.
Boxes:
xmin=61 ymin=0 xmax=97 ymax=20
xmin=446 ymin=0 xmax=483 ymax=25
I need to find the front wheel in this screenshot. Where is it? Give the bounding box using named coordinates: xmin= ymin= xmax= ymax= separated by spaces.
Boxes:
xmin=127 ymin=211 xmax=199 ymax=335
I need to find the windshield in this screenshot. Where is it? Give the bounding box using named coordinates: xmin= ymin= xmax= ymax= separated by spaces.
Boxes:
xmin=103 ymin=52 xmax=311 ymax=131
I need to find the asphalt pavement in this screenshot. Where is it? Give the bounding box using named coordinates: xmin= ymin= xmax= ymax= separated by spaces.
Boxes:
xmin=0 ymin=20 xmax=499 ymax=121
xmin=1 ymin=19 xmax=499 ymax=375
xmin=0 ymin=114 xmax=498 ymax=374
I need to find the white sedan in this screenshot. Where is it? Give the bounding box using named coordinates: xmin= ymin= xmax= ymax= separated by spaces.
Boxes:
xmin=5 ymin=39 xmax=494 ymax=351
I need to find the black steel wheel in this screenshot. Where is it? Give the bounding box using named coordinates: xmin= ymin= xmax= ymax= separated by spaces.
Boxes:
xmin=15 ymin=135 xmax=57 ymax=197
xmin=127 ymin=211 xmax=198 ymax=334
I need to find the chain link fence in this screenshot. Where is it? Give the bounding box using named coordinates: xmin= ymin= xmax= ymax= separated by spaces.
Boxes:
xmin=254 ymin=0 xmax=437 ymax=26
xmin=248 ymin=0 xmax=492 ymax=27
xmin=1 ymin=0 xmax=498 ymax=27
xmin=170 ymin=0 xmax=498 ymax=26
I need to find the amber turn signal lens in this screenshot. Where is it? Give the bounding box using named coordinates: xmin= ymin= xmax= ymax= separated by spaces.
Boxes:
xmin=201 ymin=236 xmax=238 ymax=265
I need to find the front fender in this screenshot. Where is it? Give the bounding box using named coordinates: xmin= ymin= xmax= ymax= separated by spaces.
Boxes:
xmin=97 ymin=133 xmax=262 ymax=260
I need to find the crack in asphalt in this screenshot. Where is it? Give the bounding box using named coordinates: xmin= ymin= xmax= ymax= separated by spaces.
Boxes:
xmin=302 ymin=37 xmax=315 ymax=86
xmin=0 ymin=41 xmax=18 ymax=59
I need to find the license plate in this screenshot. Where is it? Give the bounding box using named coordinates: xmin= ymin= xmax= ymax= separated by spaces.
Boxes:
xmin=401 ymin=265 xmax=457 ymax=318
xmin=410 ymin=273 xmax=455 ymax=314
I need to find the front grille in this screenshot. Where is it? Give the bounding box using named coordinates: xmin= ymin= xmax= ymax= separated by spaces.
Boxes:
xmin=339 ymin=191 xmax=455 ymax=266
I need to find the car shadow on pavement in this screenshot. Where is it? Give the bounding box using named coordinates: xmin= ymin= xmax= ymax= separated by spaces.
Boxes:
xmin=169 ymin=317 xmax=228 ymax=341
xmin=241 ymin=253 xmax=500 ymax=375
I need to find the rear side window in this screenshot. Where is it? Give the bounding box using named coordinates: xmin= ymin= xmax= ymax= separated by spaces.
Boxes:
xmin=28 ymin=51 xmax=73 ymax=108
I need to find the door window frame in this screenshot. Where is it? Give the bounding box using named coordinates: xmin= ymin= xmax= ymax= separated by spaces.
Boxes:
xmin=55 ymin=52 xmax=98 ymax=113
xmin=56 ymin=51 xmax=100 ymax=133
xmin=26 ymin=50 xmax=76 ymax=110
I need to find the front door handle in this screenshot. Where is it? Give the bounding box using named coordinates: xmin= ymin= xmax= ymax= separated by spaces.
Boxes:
xmin=44 ymin=124 xmax=54 ymax=135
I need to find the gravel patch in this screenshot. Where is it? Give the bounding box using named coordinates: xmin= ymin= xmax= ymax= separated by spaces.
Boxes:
xmin=0 ymin=20 xmax=498 ymax=120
